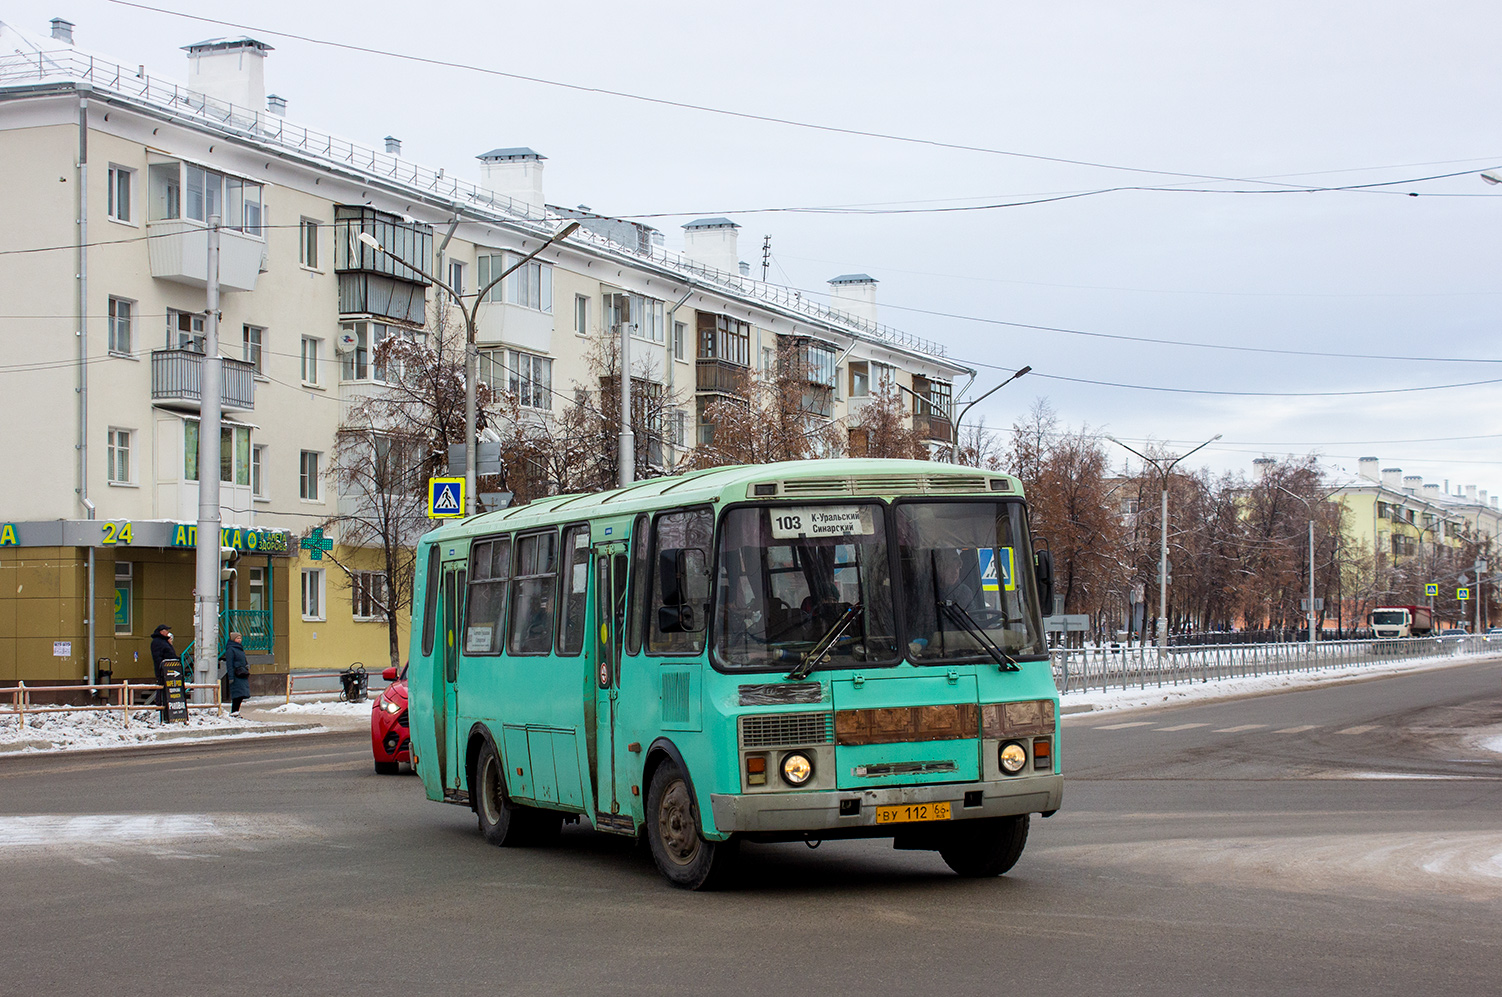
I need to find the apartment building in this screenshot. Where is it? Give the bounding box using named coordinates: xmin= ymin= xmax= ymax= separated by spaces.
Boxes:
xmin=1330 ymin=457 xmax=1500 ymax=563
xmin=0 ymin=19 xmax=972 ymax=689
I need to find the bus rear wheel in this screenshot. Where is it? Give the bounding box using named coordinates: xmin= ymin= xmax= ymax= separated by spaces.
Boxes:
xmin=646 ymin=760 xmax=737 ymax=890
xmin=938 ymin=814 xmax=1029 ymax=877
xmin=475 ymin=740 xmax=532 ymax=847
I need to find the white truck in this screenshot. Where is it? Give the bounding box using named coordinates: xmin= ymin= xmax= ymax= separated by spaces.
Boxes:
xmin=1370 ymin=605 xmax=1434 ymax=639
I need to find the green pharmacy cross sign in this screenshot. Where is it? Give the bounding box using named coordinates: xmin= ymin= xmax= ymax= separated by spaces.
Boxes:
xmin=303 ymin=527 xmax=333 ymax=561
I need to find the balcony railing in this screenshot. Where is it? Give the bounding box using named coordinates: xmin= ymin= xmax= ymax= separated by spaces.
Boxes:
xmin=151 ymin=349 xmax=256 ymax=410
xmin=696 ymin=358 xmax=750 ymax=395
xmin=912 ymin=411 xmax=953 ymax=443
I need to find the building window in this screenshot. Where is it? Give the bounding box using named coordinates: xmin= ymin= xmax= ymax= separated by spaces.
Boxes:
xmin=476 ymin=253 xmax=553 ymax=312
xmin=301 ymin=568 xmax=325 ymax=621
xmin=447 ymin=260 xmax=466 ymax=303
xmin=114 ymin=561 xmax=133 ymax=635
xmin=299 ymin=451 xmax=321 ymax=500
xmin=301 ymin=337 xmax=320 ymax=384
xmin=669 ymin=409 xmax=687 ymax=447
xmin=697 ymin=312 xmax=750 ymax=366
xmin=243 ymin=325 xmax=264 ymax=373
xmin=340 ymin=321 xmax=416 ymax=382
xmin=251 ymin=444 xmax=266 ymax=498
xmin=352 ymin=571 xmax=389 ymax=621
xmin=107 ymin=165 xmax=134 ymax=223
xmin=148 ymin=163 xmax=180 ymax=220
xmin=299 ymin=217 xmax=320 ymax=269
xmin=184 ymin=164 xmax=262 ymax=233
xmin=850 ymin=361 xmax=869 ymax=398
xmin=247 ymin=566 xmax=265 ymax=611
xmin=479 ymin=349 xmax=552 ymax=409
xmin=184 ymin=421 xmax=251 ymax=485
xmin=574 ymin=294 xmax=589 ymax=336
xmin=673 ymin=321 xmax=686 ymax=361
xmin=168 ymin=309 xmax=206 ymax=353
xmin=606 ymin=292 xmax=664 ymax=343
xmin=107 ymin=428 xmax=132 ymax=484
xmin=108 ymin=297 xmax=133 ymax=355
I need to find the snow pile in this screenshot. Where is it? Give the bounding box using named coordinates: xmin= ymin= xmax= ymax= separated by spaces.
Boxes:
xmin=264 ymin=698 xmax=375 ymax=718
xmin=0 ymin=707 xmax=259 ymax=751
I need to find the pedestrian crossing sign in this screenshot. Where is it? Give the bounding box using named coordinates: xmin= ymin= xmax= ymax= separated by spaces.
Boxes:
xmin=977 ymin=546 xmax=1016 ymax=593
xmin=1457 ymin=587 xmax=1470 ymax=601
xmin=428 ymin=477 xmax=465 ymax=519
xmin=1425 ymin=583 xmax=1438 ymax=597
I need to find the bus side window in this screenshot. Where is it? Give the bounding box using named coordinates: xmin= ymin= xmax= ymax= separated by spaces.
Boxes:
xmin=508 ymin=530 xmax=558 ymax=655
xmin=557 ymin=525 xmax=590 ymax=656
xmin=464 ymin=537 xmax=510 ymax=655
xmin=649 ymin=508 xmax=713 ymax=655
xmin=625 ymin=513 xmax=651 ymax=655
xmin=421 ymin=545 xmax=441 ymax=657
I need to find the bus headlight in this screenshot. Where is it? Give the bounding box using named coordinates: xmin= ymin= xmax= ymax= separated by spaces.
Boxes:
xmin=781 ymin=752 xmax=814 ymax=786
xmin=999 ymin=742 xmax=1027 ymax=775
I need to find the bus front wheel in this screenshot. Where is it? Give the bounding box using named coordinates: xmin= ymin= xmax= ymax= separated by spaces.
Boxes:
xmin=938 ymin=814 xmax=1030 ymax=877
xmin=646 ymin=760 xmax=737 ymax=890
xmin=475 ymin=741 xmax=530 ymax=847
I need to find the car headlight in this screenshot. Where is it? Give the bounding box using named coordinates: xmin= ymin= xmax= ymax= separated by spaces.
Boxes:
xmin=781 ymin=752 xmax=814 ymax=786
xmin=380 ymin=699 xmax=401 ymax=714
xmin=999 ymin=741 xmax=1027 ymax=775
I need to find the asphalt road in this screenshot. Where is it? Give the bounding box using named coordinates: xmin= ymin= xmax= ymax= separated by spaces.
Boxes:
xmin=2 ymin=656 xmax=1500 ymax=996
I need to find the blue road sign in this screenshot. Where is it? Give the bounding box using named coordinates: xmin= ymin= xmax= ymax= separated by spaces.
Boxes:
xmin=977 ymin=547 xmax=1016 ymax=593
xmin=428 ymin=477 xmax=465 ymax=518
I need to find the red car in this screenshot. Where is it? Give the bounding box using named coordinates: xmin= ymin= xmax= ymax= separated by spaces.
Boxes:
xmin=372 ymin=664 xmax=409 ymax=774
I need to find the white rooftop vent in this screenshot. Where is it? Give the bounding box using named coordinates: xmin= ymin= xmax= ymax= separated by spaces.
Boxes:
xmin=50 ymin=18 xmax=74 ymax=43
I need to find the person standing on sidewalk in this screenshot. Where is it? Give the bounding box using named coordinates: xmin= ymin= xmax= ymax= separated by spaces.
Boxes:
xmin=222 ymin=631 xmax=251 ymax=714
xmin=149 ymin=624 xmax=177 ymax=719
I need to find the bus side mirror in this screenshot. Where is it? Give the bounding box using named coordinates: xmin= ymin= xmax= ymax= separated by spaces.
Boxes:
xmin=1034 ymin=549 xmax=1054 ymax=611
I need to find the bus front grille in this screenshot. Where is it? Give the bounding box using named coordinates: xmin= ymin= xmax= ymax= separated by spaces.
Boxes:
xmin=739 ymin=712 xmax=835 ymax=749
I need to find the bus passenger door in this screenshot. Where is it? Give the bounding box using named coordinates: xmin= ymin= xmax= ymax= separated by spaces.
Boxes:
xmin=440 ymin=563 xmax=466 ymax=793
xmin=590 ymin=542 xmax=630 ymax=830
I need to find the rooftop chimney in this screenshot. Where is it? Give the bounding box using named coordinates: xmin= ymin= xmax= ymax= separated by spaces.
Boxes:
xmin=1252 ymin=457 xmax=1275 ymax=480
xmin=476 ymin=148 xmax=546 ymax=215
xmin=1466 ymin=484 xmax=1478 ymax=504
xmin=1381 ymin=467 xmax=1402 ymax=490
xmin=1492 ymin=497 xmax=1499 ymax=509
xmin=266 ymin=94 xmax=287 ymax=116
xmin=384 ymin=136 xmax=402 ymax=156
xmin=1424 ymin=483 xmax=1440 ymax=498
xmin=681 ymin=218 xmax=742 ymax=275
xmin=1358 ymin=457 xmax=1380 ymax=482
xmin=828 ymin=274 xmax=879 ymax=324
xmin=1403 ymin=475 xmax=1423 ymax=495
xmin=50 ymin=18 xmax=74 ymax=44
xmin=1482 ymin=490 xmax=1490 ymax=506
xmin=184 ymin=36 xmax=273 ymax=112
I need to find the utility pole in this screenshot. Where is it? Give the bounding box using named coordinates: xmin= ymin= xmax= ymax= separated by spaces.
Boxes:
xmin=194 ymin=215 xmax=223 ymax=704
xmin=761 ymin=235 xmax=771 ymax=281
xmin=619 ymin=301 xmax=633 ymax=488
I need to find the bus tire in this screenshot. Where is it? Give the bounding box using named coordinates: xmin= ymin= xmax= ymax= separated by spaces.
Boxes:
xmin=474 ymin=740 xmax=528 ymax=847
xmin=938 ymin=814 xmax=1029 ymax=877
xmin=645 ymin=760 xmax=737 ymax=890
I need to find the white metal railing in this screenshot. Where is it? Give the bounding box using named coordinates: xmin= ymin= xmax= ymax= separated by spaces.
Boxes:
xmin=0 ymin=48 xmax=953 ymax=363
xmin=1049 ymin=636 xmax=1491 ymax=695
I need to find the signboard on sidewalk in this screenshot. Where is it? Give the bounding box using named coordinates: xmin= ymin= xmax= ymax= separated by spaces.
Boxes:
xmin=160 ymin=660 xmax=189 ymax=723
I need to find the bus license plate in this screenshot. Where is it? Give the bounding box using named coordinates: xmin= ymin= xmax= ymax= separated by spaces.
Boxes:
xmin=874 ymin=802 xmax=952 ymax=825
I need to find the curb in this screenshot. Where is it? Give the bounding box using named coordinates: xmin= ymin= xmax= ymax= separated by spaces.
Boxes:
xmin=0 ymin=720 xmax=324 ymax=754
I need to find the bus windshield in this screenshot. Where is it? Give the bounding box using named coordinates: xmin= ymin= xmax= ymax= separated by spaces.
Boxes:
xmin=894 ymin=500 xmax=1044 ymax=662
xmin=713 ymin=503 xmax=898 ymax=670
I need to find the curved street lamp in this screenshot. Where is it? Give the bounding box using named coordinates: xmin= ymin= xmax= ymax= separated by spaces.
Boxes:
xmin=1104 ymin=433 xmax=1222 ymax=656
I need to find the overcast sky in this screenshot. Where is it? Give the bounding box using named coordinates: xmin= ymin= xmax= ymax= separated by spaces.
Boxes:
xmin=10 ymin=0 xmax=1501 ymax=496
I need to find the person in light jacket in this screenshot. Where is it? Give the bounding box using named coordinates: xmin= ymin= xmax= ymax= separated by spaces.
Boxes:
xmin=222 ymin=631 xmax=251 ymax=714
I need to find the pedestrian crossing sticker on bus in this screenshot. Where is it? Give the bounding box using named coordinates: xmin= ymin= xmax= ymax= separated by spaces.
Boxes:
xmin=977 ymin=547 xmax=1016 ymax=592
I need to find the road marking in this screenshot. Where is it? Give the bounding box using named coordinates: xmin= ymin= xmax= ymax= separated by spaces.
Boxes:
xmin=1213 ymin=724 xmax=1268 ymax=733
xmin=1154 ymin=723 xmax=1210 ymax=731
xmin=1093 ymin=721 xmax=1154 ymax=730
xmin=1272 ymin=725 xmax=1321 ymax=733
xmin=1338 ymin=725 xmax=1380 ymax=735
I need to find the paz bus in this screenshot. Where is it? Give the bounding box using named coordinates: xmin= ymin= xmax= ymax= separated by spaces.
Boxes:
xmin=406 ymin=458 xmax=1061 ymax=889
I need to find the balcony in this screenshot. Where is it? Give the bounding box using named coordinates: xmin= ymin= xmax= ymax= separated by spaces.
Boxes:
xmin=151 ymin=349 xmax=256 ymax=410
xmin=146 ymin=220 xmax=266 ymax=292
xmin=912 ymin=411 xmax=953 ymax=443
xmin=696 ymin=358 xmax=750 ymax=395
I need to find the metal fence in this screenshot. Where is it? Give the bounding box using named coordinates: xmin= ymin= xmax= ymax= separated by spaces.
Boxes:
xmin=1049 ymin=636 xmax=1491 ymax=696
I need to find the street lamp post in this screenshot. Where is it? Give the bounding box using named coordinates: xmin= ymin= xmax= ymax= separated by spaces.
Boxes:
xmin=359 ymin=222 xmax=578 ymax=514
xmin=1272 ymin=483 xmax=1319 ymax=649
xmin=1104 ymin=433 xmax=1222 ymax=657
xmin=950 ymin=366 xmax=1031 ymax=463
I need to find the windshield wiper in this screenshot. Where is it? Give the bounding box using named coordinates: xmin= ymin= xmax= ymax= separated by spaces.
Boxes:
xmin=786 ymin=604 xmax=863 ymax=681
xmin=938 ymin=599 xmax=1020 ymax=672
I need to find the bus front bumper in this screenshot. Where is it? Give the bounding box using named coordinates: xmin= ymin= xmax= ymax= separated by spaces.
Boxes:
xmin=709 ymin=774 xmax=1062 ymax=834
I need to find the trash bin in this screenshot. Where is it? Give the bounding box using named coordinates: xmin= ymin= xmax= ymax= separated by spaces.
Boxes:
xmin=339 ymin=664 xmax=368 ymax=703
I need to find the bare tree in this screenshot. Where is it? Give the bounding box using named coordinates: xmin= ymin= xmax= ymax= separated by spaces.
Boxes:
xmin=847 ymin=382 xmax=930 ymax=460
xmin=688 ymin=338 xmax=843 ymax=468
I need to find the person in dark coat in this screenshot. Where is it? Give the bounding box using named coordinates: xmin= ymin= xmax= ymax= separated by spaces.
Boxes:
xmin=222 ymin=631 xmax=251 ymax=714
xmin=149 ymin=624 xmax=177 ymax=719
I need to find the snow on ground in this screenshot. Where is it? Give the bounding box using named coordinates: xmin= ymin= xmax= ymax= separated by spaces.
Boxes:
xmin=1480 ymin=736 xmax=1502 ymax=755
xmin=0 ymin=707 xmax=276 ymax=752
xmin=1060 ymin=647 xmax=1498 ymax=716
xmin=263 ymin=697 xmax=375 ymax=717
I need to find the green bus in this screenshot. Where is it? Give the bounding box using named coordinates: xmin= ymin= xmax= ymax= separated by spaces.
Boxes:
xmin=407 ymin=458 xmax=1061 ymax=889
